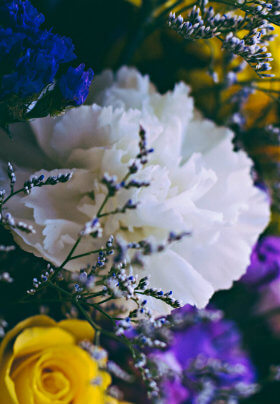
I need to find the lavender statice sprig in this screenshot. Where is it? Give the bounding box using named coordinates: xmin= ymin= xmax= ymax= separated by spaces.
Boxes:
xmin=24 ymin=127 xmax=187 ymax=314
xmin=44 ymin=125 xmax=154 ymax=272
xmin=67 ymin=230 xmax=188 ymax=309
xmin=168 ymin=0 xmax=276 ymax=77
xmin=182 ymin=357 xmax=259 ymax=403
xmin=121 ymin=308 xmax=226 ymax=399
xmin=7 ymin=162 xmax=16 ymax=193
xmin=0 ymin=212 xmax=35 ymax=234
xmin=0 ymin=244 xmax=15 ymax=252
xmin=0 ymin=318 xmax=8 ymax=339
xmin=222 ymin=31 xmax=274 ymax=78
xmin=0 ymin=162 xmax=73 ymax=234
xmin=23 ymin=172 xmax=73 ymax=194
xmin=230 ymin=0 xmax=280 ymax=27
xmin=21 ymin=127 xmax=192 ymax=398
xmin=23 ymin=126 xmax=154 ymax=294
xmin=98 ymin=126 xmax=153 ymax=216
xmin=23 ymin=240 xmax=189 ymax=399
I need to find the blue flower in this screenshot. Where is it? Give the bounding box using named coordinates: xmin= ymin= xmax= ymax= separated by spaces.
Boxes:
xmin=0 ymin=27 xmax=25 ymax=62
xmin=38 ymin=30 xmax=76 ymax=65
xmin=0 ymin=0 xmax=80 ymax=100
xmin=2 ymin=49 xmax=58 ymax=97
xmin=58 ymin=64 xmax=94 ymax=105
xmin=0 ymin=0 xmax=45 ymax=29
xmin=0 ymin=30 xmax=74 ymax=97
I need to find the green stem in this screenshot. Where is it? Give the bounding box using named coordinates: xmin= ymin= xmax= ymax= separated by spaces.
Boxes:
xmin=98 ymin=296 xmax=114 ymax=305
xmin=2 ymin=187 xmax=25 ymax=206
xmin=164 ymin=1 xmax=197 ymax=18
xmin=120 ymin=3 xmax=154 ymax=65
xmin=96 ymin=192 xmax=111 ymax=217
xmin=87 ymin=302 xmax=114 ymax=322
xmin=46 ymin=280 xmax=131 ymax=346
xmin=8 ymin=298 xmax=72 ymax=305
xmin=75 ymin=301 xmax=102 ymax=332
xmin=82 ymin=291 xmax=106 ymax=299
xmin=58 ymin=236 xmax=82 ymax=269
xmin=69 ymin=248 xmax=105 ymax=261
xmin=95 ymin=330 xmax=101 ymax=346
xmin=47 ymin=280 xmax=102 ymax=331
xmin=98 ymin=209 xmax=121 ymax=218
xmin=97 ymin=172 xmax=131 ymax=218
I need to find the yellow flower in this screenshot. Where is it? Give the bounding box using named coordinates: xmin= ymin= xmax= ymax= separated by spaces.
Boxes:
xmin=0 ymin=315 xmax=116 ymax=404
xmin=125 ymin=0 xmax=190 ymax=13
xmin=240 ymin=25 xmax=280 ymax=127
xmin=125 ymin=0 xmax=141 ymax=6
xmin=185 ymin=26 xmax=280 ymax=127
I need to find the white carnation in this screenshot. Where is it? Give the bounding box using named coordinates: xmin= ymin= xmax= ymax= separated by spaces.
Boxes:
xmin=1 ymin=66 xmax=270 ymax=312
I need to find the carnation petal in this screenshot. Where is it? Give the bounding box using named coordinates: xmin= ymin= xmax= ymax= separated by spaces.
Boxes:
xmin=2 ymin=67 xmax=270 ymax=313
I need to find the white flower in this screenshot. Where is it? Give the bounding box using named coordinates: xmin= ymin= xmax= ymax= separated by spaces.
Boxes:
xmin=1 ymin=67 xmax=270 ymax=313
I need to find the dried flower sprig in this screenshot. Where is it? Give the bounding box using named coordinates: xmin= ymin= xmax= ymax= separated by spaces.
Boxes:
xmin=12 ymin=126 xmax=193 ymax=398
xmin=0 ymin=318 xmax=8 ymax=339
xmin=0 ymin=245 xmax=15 ymax=252
xmin=168 ymin=0 xmax=276 ymax=77
xmin=120 ymin=0 xmax=280 ymax=135
xmin=0 ymin=162 xmax=73 ymax=235
xmin=2 ymin=123 xmax=261 ymax=401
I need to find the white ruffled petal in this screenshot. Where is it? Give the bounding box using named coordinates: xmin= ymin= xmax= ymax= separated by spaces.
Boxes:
xmin=3 ymin=67 xmax=270 ymax=314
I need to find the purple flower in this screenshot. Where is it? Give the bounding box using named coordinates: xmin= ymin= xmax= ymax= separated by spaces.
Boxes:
xmin=163 ymin=378 xmax=190 ymax=404
xmin=58 ymin=64 xmax=94 ymax=105
xmin=151 ymin=305 xmax=256 ymax=404
xmin=241 ymin=236 xmax=280 ymax=288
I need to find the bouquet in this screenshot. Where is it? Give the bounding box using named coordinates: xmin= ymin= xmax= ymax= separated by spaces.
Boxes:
xmin=1 ymin=0 xmax=280 ymax=403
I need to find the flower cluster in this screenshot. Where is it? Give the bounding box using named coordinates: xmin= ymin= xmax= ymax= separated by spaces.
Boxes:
xmin=59 ymin=63 xmax=94 ymax=106
xmin=149 ymin=305 xmax=257 ymax=403
xmin=241 ymin=235 xmax=280 ymax=336
xmin=0 ymin=162 xmax=73 ymax=236
xmin=0 ymin=0 xmax=93 ymax=129
xmin=168 ymin=0 xmax=276 ymax=77
xmin=0 ymin=67 xmax=269 ymax=314
xmin=114 ymin=304 xmax=257 ymax=402
xmin=241 ymin=236 xmax=280 ymax=288
xmin=0 ymin=1 xmax=279 ymax=402
xmin=0 ymin=315 xmax=120 ymax=404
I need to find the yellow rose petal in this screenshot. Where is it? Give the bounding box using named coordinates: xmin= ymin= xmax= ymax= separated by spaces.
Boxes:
xmin=58 ymin=319 xmax=94 ymax=343
xmin=0 ymin=316 xmax=56 ymax=361
xmin=41 ymin=371 xmax=70 ymax=396
xmin=0 ymin=355 xmax=18 ymax=404
xmin=36 ymin=346 xmax=97 ymax=404
xmin=0 ymin=316 xmax=56 ymax=404
xmin=0 ymin=316 xmax=115 ymax=404
xmin=13 ymin=327 xmax=75 ymax=358
xmin=12 ymin=359 xmax=35 ymax=404
xmin=98 ymin=369 xmax=112 ymax=391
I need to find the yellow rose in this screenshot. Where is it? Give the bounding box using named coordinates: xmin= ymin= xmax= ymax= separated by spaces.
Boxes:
xmin=0 ymin=315 xmax=116 ymax=404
